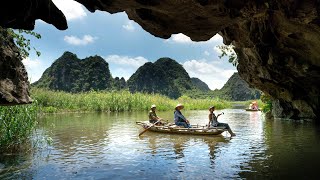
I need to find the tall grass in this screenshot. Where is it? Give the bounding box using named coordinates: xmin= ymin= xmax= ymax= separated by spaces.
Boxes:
xmin=0 ymin=102 xmax=38 ymax=152
xmin=31 ymin=88 xmax=231 ymax=113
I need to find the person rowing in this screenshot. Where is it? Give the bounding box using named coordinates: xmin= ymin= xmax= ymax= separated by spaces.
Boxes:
xmin=149 ymin=104 xmax=163 ymax=125
xmin=208 ymin=106 xmax=236 ymax=137
xmin=174 ymin=104 xmax=192 ymax=128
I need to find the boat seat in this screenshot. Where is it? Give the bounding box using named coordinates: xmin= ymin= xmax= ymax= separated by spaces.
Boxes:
xmin=168 ymin=125 xmax=185 ymax=128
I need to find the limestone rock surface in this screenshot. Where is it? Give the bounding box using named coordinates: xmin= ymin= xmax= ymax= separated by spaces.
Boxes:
xmin=0 ymin=27 xmax=32 ymax=105
xmin=0 ymin=0 xmax=319 ymax=119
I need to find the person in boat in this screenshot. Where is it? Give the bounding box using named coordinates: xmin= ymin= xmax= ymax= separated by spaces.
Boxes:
xmin=251 ymin=101 xmax=259 ymax=110
xmin=149 ymin=104 xmax=163 ymax=125
xmin=174 ymin=104 xmax=192 ymax=128
xmin=208 ymin=106 xmax=236 ymax=137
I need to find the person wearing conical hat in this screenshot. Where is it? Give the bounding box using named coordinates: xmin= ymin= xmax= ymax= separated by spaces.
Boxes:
xmin=251 ymin=101 xmax=259 ymax=110
xmin=149 ymin=104 xmax=163 ymax=125
xmin=174 ymin=104 xmax=192 ymax=128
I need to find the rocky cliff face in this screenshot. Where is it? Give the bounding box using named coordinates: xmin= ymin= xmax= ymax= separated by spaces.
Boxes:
xmin=0 ymin=27 xmax=32 ymax=105
xmin=33 ymin=52 xmax=114 ymax=92
xmin=214 ymin=73 xmax=261 ymax=101
xmin=191 ymin=78 xmax=210 ymax=92
xmin=127 ymin=57 xmax=194 ymax=99
xmin=0 ymin=0 xmax=319 ymax=119
xmin=113 ymin=77 xmax=127 ymax=90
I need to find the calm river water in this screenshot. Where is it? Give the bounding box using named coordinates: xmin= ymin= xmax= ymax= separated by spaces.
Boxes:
xmin=1 ymin=109 xmax=320 ymax=179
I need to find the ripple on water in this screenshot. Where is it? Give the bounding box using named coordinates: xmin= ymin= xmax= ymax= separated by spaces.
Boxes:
xmin=2 ymin=110 xmax=320 ymax=179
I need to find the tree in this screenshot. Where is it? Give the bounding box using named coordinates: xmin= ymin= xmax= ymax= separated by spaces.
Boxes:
xmin=8 ymin=29 xmax=41 ymax=59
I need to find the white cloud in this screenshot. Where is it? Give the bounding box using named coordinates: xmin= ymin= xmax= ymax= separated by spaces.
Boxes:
xmin=183 ymin=59 xmax=237 ymax=90
xmin=22 ymin=57 xmax=45 ymax=83
xmin=52 ymin=0 xmax=87 ymax=21
xmin=105 ymin=55 xmax=148 ymax=68
xmin=169 ymin=33 xmax=193 ymax=43
xmin=166 ymin=33 xmax=223 ymax=44
xmin=64 ymin=35 xmax=97 ymax=46
xmin=213 ymin=46 xmax=222 ymax=54
xmin=23 ymin=57 xmax=41 ymax=69
xmin=122 ymin=21 xmax=135 ymax=31
xmin=204 ymin=50 xmax=210 ymax=56
xmin=208 ymin=34 xmax=224 ymax=43
xmin=111 ymin=68 xmax=133 ymax=80
xmin=105 ymin=55 xmax=149 ymax=80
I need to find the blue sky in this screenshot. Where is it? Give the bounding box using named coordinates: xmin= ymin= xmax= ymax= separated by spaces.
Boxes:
xmin=22 ymin=0 xmax=237 ymax=90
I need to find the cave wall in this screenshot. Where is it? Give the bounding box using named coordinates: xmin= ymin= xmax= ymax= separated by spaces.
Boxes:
xmin=0 ymin=0 xmax=319 ymax=119
xmin=0 ymin=27 xmax=32 ymax=105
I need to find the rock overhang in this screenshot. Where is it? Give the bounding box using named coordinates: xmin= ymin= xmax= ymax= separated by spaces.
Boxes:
xmin=0 ymin=0 xmax=319 ymax=120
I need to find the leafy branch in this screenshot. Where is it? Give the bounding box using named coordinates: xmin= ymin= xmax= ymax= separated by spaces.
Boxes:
xmin=8 ymin=29 xmax=41 ymax=59
xmin=216 ymin=44 xmax=238 ymax=66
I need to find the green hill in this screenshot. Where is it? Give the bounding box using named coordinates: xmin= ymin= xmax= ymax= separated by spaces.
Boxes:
xmin=113 ymin=77 xmax=126 ymax=90
xmin=191 ymin=78 xmax=210 ymax=91
xmin=213 ymin=72 xmax=261 ymax=101
xmin=127 ymin=57 xmax=203 ymax=98
xmin=33 ymin=51 xmax=114 ymax=92
xmin=34 ymin=53 xmax=256 ymax=101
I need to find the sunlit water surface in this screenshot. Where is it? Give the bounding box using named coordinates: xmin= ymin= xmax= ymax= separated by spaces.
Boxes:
xmin=1 ymin=109 xmax=320 ymax=179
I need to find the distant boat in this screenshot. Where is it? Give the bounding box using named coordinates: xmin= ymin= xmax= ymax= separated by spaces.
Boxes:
xmin=245 ymin=108 xmax=261 ymax=111
xmin=136 ymin=121 xmax=226 ymax=136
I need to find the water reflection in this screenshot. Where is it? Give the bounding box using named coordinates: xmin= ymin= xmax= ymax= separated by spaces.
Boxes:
xmin=1 ymin=110 xmax=320 ymax=179
xmin=0 ymin=150 xmax=34 ymax=179
xmin=172 ymin=136 xmax=186 ymax=159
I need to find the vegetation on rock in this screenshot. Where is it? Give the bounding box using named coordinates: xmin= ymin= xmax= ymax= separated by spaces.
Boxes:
xmin=127 ymin=57 xmax=203 ymax=99
xmin=33 ymin=52 xmax=114 ymax=92
xmin=34 ymin=53 xmax=260 ymax=101
xmin=185 ymin=73 xmax=261 ymax=101
xmin=113 ymin=77 xmax=127 ymax=90
xmin=212 ymin=73 xmax=261 ymax=101
xmin=191 ymin=78 xmax=210 ymax=92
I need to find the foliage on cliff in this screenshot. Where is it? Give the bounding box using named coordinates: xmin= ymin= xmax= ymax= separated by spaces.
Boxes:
xmin=184 ymin=73 xmax=260 ymax=101
xmin=127 ymin=57 xmax=203 ymax=99
xmin=33 ymin=51 xmax=114 ymax=92
xmin=213 ymin=73 xmax=261 ymax=101
xmin=33 ymin=53 xmax=258 ymax=101
xmin=191 ymin=78 xmax=210 ymax=92
xmin=113 ymin=77 xmax=127 ymax=90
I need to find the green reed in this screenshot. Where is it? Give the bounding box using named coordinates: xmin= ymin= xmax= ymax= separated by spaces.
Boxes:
xmin=0 ymin=102 xmax=38 ymax=152
xmin=31 ymin=88 xmax=231 ymax=113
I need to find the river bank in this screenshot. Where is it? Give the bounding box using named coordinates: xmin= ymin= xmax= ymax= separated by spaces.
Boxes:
xmin=0 ymin=88 xmax=265 ymax=153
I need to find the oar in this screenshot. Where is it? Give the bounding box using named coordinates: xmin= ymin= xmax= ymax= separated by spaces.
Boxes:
xmin=139 ymin=119 xmax=161 ymax=136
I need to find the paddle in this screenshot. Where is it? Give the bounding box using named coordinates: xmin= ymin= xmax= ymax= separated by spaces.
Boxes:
xmin=138 ymin=119 xmax=161 ymax=136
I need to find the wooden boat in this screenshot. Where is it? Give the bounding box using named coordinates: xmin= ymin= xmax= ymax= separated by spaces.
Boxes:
xmin=245 ymin=108 xmax=261 ymax=111
xmin=136 ymin=121 xmax=227 ymax=136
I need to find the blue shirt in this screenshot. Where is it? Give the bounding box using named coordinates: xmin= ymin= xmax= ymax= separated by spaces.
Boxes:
xmin=174 ymin=110 xmax=186 ymax=123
